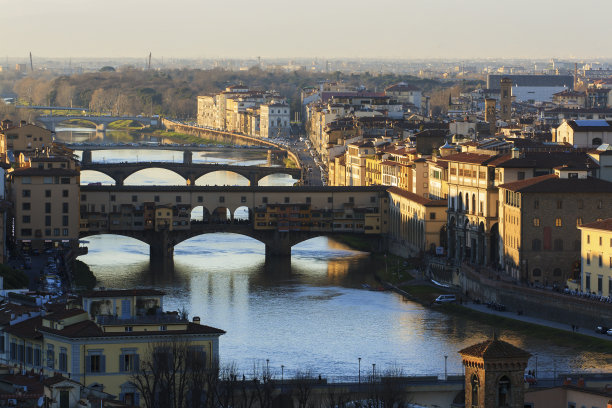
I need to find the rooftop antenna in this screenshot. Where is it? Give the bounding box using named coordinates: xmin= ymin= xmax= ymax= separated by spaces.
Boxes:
xmin=29 ymin=52 xmax=33 ymax=72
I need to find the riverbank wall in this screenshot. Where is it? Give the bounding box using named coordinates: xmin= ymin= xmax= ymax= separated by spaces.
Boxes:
xmin=162 ymin=119 xmax=302 ymax=169
xmin=428 ymin=261 xmax=612 ymax=330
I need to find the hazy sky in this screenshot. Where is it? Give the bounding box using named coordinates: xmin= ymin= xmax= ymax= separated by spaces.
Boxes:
xmin=4 ymin=0 xmax=611 ymax=59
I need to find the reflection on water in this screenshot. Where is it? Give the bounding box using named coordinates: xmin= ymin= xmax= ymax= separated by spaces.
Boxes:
xmin=69 ymin=128 xmax=612 ymax=379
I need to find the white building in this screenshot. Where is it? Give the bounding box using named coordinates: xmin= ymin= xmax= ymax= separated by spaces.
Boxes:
xmin=555 ymin=120 xmax=612 ymax=148
xmin=260 ymin=102 xmax=291 ymax=138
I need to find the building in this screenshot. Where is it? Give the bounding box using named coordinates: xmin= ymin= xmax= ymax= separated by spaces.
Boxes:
xmin=345 ymin=141 xmax=376 ymax=186
xmin=500 ymin=77 xmax=512 ymax=121
xmin=384 ymin=82 xmax=422 ymax=111
xmin=0 ymin=121 xmax=53 ymax=154
xmin=487 ymin=74 xmax=574 ymax=103
xmin=498 ymin=168 xmax=612 ymax=284
xmin=460 ymin=336 xmax=530 ymax=408
xmin=555 ymin=119 xmax=612 ymax=148
xmin=388 ymin=187 xmax=447 ymax=256
xmin=2 ymin=289 xmax=225 ymax=405
xmin=552 ymin=90 xmax=586 ymax=108
xmin=578 ymin=218 xmax=612 ymax=296
xmin=9 ymin=156 xmax=80 ymax=252
xmin=260 ymin=102 xmax=290 ymax=138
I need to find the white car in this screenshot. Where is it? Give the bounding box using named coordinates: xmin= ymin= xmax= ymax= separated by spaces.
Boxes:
xmin=434 ymin=295 xmax=457 ymax=304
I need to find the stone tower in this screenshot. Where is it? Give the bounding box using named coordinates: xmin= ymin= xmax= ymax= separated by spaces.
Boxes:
xmin=459 ymin=336 xmax=530 ymax=408
xmin=500 ymin=77 xmax=512 ymax=122
xmin=484 ymin=98 xmax=497 ymax=135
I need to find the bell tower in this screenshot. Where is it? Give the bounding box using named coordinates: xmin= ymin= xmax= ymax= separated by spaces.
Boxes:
xmin=484 ymin=98 xmax=497 ymax=135
xmin=459 ymin=336 xmax=530 ymax=408
xmin=500 ymin=77 xmax=512 ymax=122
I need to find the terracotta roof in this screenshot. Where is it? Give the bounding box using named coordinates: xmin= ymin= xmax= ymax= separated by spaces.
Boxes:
xmin=387 ymin=187 xmax=447 ymax=207
xmin=3 ymin=316 xmax=44 ymax=340
xmin=459 ymin=338 xmax=531 ymax=359
xmin=487 ymin=152 xmax=598 ymax=170
xmin=0 ymin=374 xmax=44 ymax=394
xmin=0 ymin=302 xmax=39 ymax=326
xmin=499 ymin=174 xmax=612 ymax=193
xmin=43 ymin=375 xmax=81 ymax=387
xmin=443 ymin=152 xmax=499 ymax=165
xmin=580 ymin=218 xmax=612 ymax=232
xmin=81 ymin=289 xmax=165 ymax=298
xmin=44 ymin=308 xmax=87 ymax=322
xmin=38 ymin=320 xmax=225 ymax=338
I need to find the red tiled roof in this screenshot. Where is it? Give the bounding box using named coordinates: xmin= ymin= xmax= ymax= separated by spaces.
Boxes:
xmin=3 ymin=316 xmax=43 ymax=340
xmin=499 ymin=174 xmax=612 ymax=193
xmin=459 ymin=338 xmax=531 ymax=359
xmin=444 ymin=152 xmax=499 ymax=165
xmin=580 ymin=218 xmax=612 ymax=232
xmin=387 ymin=187 xmax=447 ymax=207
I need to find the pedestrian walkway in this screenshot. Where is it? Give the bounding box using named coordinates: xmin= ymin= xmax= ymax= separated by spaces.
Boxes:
xmin=461 ymin=301 xmax=611 ymax=341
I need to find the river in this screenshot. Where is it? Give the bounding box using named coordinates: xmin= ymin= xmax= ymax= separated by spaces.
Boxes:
xmin=58 ymin=128 xmax=612 ymax=381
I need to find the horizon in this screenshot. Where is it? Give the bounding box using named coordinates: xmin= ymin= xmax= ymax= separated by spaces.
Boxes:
xmin=5 ymin=0 xmax=611 ymax=60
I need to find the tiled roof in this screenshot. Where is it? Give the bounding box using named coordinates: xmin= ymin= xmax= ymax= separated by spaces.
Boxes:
xmin=459 ymin=338 xmax=531 ymax=359
xmin=443 ymin=152 xmax=499 ymax=165
xmin=0 ymin=302 xmax=39 ymax=325
xmin=12 ymin=168 xmax=79 ymax=177
xmin=487 ymin=152 xmax=598 ymax=170
xmin=44 ymin=308 xmax=87 ymax=321
xmin=4 ymin=316 xmax=44 ymax=340
xmin=499 ymin=174 xmax=612 ymax=193
xmin=38 ymin=320 xmax=225 ymax=338
xmin=387 ymin=187 xmax=447 ymax=207
xmin=580 ymin=218 xmax=612 ymax=232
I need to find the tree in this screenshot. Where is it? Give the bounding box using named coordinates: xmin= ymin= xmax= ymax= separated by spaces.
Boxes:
xmin=131 ymin=338 xmax=209 ymax=408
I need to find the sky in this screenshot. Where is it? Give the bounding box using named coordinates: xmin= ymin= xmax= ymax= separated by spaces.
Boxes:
xmin=3 ymin=0 xmax=611 ymax=60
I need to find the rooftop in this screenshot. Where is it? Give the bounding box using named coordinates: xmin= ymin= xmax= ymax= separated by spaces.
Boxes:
xmin=579 ymin=218 xmax=612 ymax=232
xmin=499 ymin=174 xmax=612 ymax=193
xmin=459 ymin=338 xmax=531 ymax=359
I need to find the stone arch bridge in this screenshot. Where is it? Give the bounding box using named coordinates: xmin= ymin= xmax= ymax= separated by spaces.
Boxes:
xmin=80 ymin=162 xmax=302 ymax=186
xmin=37 ymin=115 xmax=156 ymax=132
xmin=79 ymin=185 xmax=389 ymax=263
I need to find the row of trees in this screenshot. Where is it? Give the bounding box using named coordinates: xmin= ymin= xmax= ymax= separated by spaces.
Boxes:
xmin=131 ymin=339 xmax=414 ymax=408
xmin=2 ymin=67 xmax=476 ymax=122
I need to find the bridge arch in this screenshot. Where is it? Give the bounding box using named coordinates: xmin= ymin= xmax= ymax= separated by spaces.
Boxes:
xmin=106 ymin=119 xmax=148 ymax=128
xmin=80 ymin=170 xmax=116 ymax=185
xmin=194 ymin=171 xmax=251 ymax=186
xmin=56 ymin=118 xmax=98 ymax=129
xmin=123 ymin=168 xmax=187 ymax=186
xmin=190 ymin=206 xmax=212 ymax=222
xmin=233 ymin=206 xmax=252 ymax=222
xmin=79 ymin=232 xmax=152 ymax=248
xmin=257 ymin=172 xmax=299 ymax=186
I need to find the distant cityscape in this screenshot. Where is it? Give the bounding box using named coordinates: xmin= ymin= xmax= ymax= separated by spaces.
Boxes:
xmin=0 ymin=54 xmax=611 ymax=408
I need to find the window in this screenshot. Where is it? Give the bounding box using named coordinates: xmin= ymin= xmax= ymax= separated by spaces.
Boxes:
xmin=45 ymin=215 xmax=51 ymax=227
xmin=22 ymin=202 xmax=30 ymax=210
xmin=22 ymin=190 xmax=31 ymax=198
xmin=430 ymin=212 xmax=436 ymax=220
xmin=87 ymin=354 xmax=105 ymax=373
xmin=578 ymin=199 xmax=584 ymax=209
xmin=586 ymin=273 xmax=591 ymax=290
xmin=63 ymin=229 xmax=69 ymax=236
xmin=533 ymin=217 xmax=540 ymax=227
xmin=26 ymin=345 xmax=32 ymax=365
xmin=175 ymin=196 xmax=182 ymax=203
xmin=21 ymin=229 xmax=32 ymax=236
xmin=532 ymin=268 xmax=542 ymax=276
xmin=328 ymin=196 xmax=333 ymax=203
xmin=498 ymin=376 xmax=511 ymax=406
xmin=219 ymin=196 xmax=225 ymax=203
xmin=197 ymin=196 xmax=203 ymax=203
xmin=557 ymin=200 xmax=562 ymax=209
xmin=517 ymin=171 xmax=525 ymax=180
xmin=62 ymin=203 xmax=69 ymax=213
xmin=60 ymin=177 xmax=70 ymax=184
xmin=587 ymin=235 xmax=591 ymax=244
xmin=120 ymin=352 xmax=139 ymax=372
xmin=587 ymin=253 xmax=591 ymax=265
xmin=21 ymin=176 xmax=31 ymax=184
xmin=577 ymin=217 xmax=583 ymax=226
xmin=45 ymin=202 xmax=51 ymax=213
xmin=53 ymin=228 xmax=60 ymax=236
xmin=62 ymin=216 xmax=69 ymax=227
xmin=532 ymin=239 xmax=541 ymax=251
xmin=534 ymin=200 xmax=539 ymax=209
xmin=262 ymin=197 xmax=268 ymax=204
xmin=62 ymin=189 xmax=69 ymax=198
xmin=598 ymin=200 xmax=603 ymax=209
xmin=81 ymin=194 xmax=86 ymax=201
xmin=47 ymin=345 xmax=55 ymax=369
xmin=554 ymin=239 xmax=563 ymax=251
xmin=22 ymin=215 xmax=30 ymax=223
xmin=555 ymin=218 xmax=562 ymax=227
xmin=34 ymin=348 xmax=41 ymax=366
xmin=59 ymin=348 xmax=68 ymax=372
xmin=599 ymin=255 xmax=603 ymax=267
xmin=600 ymin=237 xmax=603 ymax=246
xmin=132 ymin=195 xmax=138 ymax=203
xmin=284 ymin=197 xmax=290 ymax=203
xmin=241 ymin=196 xmax=247 ymax=203
xmin=599 ymin=275 xmax=604 ymax=293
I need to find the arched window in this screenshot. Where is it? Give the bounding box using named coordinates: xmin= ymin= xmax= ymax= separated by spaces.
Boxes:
xmin=465 ymin=194 xmax=469 ymax=213
xmin=532 ymin=268 xmax=542 ymax=277
xmin=533 ymin=217 xmax=540 ymax=227
xmin=498 ymin=376 xmax=511 ymax=406
xmin=532 ymin=239 xmax=541 ymax=251
xmin=471 ymin=374 xmax=479 ymax=407
xmin=472 ymin=194 xmax=476 ymax=214
xmin=555 ymin=217 xmax=563 ymax=227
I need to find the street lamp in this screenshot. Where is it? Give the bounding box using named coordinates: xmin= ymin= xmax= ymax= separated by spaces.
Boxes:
xmin=372 ymin=363 xmax=376 ymax=381
xmin=281 ymin=365 xmax=284 ymax=392
xmin=444 ymin=355 xmax=448 ymax=381
xmin=358 ymin=357 xmax=361 ymax=384
xmin=266 ymin=359 xmax=269 ymax=374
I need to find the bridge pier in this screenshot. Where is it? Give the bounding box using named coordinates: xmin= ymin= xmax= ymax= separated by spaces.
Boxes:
xmin=150 ymin=229 xmax=175 ymax=264
xmin=96 ymin=123 xmax=107 ymax=132
xmin=183 ymin=150 xmax=193 ymax=165
xmin=264 ymin=231 xmax=292 ymax=259
xmin=81 ymin=150 xmax=92 ymax=165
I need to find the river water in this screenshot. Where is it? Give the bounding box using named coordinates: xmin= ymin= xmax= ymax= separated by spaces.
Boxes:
xmin=58 ymin=128 xmax=612 ymax=381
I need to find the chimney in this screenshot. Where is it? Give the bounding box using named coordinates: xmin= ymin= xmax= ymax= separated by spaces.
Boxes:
xmin=192 ymin=316 xmax=200 ymax=325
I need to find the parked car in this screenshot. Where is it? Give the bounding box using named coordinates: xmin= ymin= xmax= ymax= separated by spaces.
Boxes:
xmin=434 ymin=294 xmax=457 ymax=304
xmin=596 ymin=325 xmax=609 ymax=334
xmin=606 ymin=328 xmax=612 ymax=336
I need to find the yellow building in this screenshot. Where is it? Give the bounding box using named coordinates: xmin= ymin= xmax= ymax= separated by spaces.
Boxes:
xmin=578 ymin=218 xmax=612 ymax=296
xmin=1 ymin=122 xmax=53 ymax=154
xmin=388 ymin=186 xmax=447 ymax=256
xmin=3 ymin=289 xmax=224 ymax=406
xmin=10 ymin=156 xmax=80 ymax=251
xmin=154 ymin=206 xmax=173 ymax=231
xmin=346 ymin=141 xmax=375 ymax=186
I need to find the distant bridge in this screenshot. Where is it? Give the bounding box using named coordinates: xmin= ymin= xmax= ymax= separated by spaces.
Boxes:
xmin=16 ymin=105 xmax=88 ymax=112
xmin=79 ymin=185 xmax=389 ymax=263
xmin=80 ymin=161 xmax=302 ymax=186
xmin=37 ymin=115 xmax=157 ymax=132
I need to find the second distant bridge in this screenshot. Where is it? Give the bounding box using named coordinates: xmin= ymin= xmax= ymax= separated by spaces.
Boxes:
xmin=80 ymin=161 xmax=303 ymax=186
